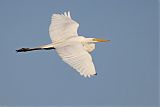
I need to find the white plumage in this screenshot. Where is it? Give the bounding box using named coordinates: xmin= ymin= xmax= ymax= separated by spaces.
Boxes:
xmin=49 ymin=11 xmax=79 ymax=43
xmin=49 ymin=12 xmax=96 ymax=77
xmin=56 ymin=43 xmax=96 ymax=78
xmin=17 ymin=11 xmax=109 ymax=78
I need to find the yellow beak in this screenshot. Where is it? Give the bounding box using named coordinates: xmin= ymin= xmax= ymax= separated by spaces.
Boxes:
xmin=93 ymin=38 xmax=110 ymax=42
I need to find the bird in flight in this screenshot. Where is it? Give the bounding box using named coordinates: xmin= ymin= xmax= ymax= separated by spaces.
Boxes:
xmin=16 ymin=11 xmax=110 ymax=78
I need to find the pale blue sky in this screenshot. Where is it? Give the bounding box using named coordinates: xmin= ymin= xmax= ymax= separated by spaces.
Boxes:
xmin=0 ymin=0 xmax=158 ymax=106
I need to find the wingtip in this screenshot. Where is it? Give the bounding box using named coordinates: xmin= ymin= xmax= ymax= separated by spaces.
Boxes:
xmin=80 ymin=73 xmax=97 ymax=78
xmin=64 ymin=12 xmax=67 ymax=16
xmin=94 ymin=73 xmax=97 ymax=75
xmin=67 ymin=11 xmax=71 ymax=18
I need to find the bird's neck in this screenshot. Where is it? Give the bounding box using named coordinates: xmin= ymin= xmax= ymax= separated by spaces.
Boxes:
xmin=78 ymin=36 xmax=94 ymax=43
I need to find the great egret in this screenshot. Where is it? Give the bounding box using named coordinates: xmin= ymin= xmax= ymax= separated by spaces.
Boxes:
xmin=16 ymin=11 xmax=110 ymax=78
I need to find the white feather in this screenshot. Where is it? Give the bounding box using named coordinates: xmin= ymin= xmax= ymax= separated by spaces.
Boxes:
xmin=55 ymin=42 xmax=96 ymax=77
xmin=49 ymin=12 xmax=79 ymax=43
xmin=48 ymin=11 xmax=97 ymax=77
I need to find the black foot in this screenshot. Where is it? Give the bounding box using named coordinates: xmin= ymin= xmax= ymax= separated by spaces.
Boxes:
xmin=16 ymin=48 xmax=31 ymax=52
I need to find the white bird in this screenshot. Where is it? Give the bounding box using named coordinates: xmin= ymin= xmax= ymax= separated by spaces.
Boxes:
xmin=16 ymin=11 xmax=110 ymax=78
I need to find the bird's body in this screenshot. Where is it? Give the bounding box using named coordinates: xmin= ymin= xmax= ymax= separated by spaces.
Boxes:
xmin=16 ymin=11 xmax=110 ymax=78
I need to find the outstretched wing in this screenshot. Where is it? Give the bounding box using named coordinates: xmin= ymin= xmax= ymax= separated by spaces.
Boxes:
xmin=49 ymin=11 xmax=79 ymax=42
xmin=56 ymin=43 xmax=96 ymax=78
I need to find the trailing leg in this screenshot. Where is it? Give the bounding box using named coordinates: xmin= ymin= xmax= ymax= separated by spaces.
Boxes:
xmin=16 ymin=44 xmax=55 ymax=52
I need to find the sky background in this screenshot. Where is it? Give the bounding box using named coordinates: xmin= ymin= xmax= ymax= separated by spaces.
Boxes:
xmin=0 ymin=0 xmax=158 ymax=106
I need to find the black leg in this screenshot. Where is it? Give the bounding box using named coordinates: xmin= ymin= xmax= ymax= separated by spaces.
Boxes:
xmin=16 ymin=47 xmax=55 ymax=52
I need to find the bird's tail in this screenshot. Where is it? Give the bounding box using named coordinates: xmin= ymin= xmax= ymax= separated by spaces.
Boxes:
xmin=16 ymin=44 xmax=55 ymax=52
